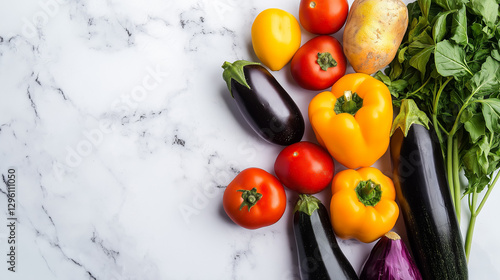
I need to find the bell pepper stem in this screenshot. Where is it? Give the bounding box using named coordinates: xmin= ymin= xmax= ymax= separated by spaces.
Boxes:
xmin=336 ymin=90 xmax=362 ymax=115
xmin=355 ymin=179 xmax=382 ymax=207
xmin=344 ymin=90 xmax=353 ymax=101
xmin=237 ymin=188 xmax=263 ymax=211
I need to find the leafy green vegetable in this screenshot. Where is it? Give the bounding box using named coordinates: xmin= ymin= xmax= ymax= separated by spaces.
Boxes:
xmin=468 ymin=0 xmax=498 ymax=28
xmin=451 ymin=5 xmax=468 ymax=45
xmin=435 ymin=40 xmax=472 ymax=77
xmin=481 ymin=99 xmax=500 ymax=133
xmin=464 ymin=114 xmax=485 ymax=142
xmin=433 ymin=10 xmax=456 ymax=42
xmin=468 ymin=57 xmax=500 ymax=97
xmin=377 ymin=0 xmax=500 ymax=262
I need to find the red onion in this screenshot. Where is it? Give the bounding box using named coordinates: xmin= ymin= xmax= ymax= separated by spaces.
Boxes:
xmin=360 ymin=231 xmax=422 ymax=280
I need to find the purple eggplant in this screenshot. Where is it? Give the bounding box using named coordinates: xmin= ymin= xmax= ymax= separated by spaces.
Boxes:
xmin=360 ymin=232 xmax=422 ymax=280
xmin=221 ymin=60 xmax=305 ymax=146
xmin=391 ymin=123 xmax=468 ymax=279
xmin=294 ymin=194 xmax=359 ymax=280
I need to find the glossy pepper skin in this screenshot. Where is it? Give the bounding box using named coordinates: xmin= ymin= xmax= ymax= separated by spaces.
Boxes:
xmin=308 ymin=73 xmax=393 ymax=169
xmin=330 ymin=167 xmax=399 ymax=243
xmin=251 ymin=8 xmax=301 ymax=71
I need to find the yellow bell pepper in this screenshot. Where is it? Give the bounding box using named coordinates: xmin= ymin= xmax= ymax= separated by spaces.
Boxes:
xmin=308 ymin=73 xmax=393 ymax=169
xmin=330 ymin=167 xmax=399 ymax=243
xmin=251 ymin=8 xmax=301 ymax=71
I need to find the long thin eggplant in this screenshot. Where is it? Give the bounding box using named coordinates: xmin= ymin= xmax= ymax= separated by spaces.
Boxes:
xmin=222 ymin=60 xmax=304 ymax=146
xmin=293 ymin=194 xmax=358 ymax=280
xmin=390 ymin=101 xmax=468 ymax=279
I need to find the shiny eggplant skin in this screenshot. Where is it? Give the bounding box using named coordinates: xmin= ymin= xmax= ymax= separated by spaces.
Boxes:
xmin=359 ymin=232 xmax=422 ymax=280
xmin=293 ymin=195 xmax=358 ymax=280
xmin=230 ymin=64 xmax=305 ymax=146
xmin=390 ymin=124 xmax=468 ymax=280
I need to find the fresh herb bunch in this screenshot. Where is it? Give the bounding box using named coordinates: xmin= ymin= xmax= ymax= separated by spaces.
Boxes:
xmin=376 ymin=0 xmax=500 ymax=261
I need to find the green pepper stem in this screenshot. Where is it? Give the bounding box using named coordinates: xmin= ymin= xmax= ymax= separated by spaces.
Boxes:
xmin=340 ymin=91 xmax=360 ymax=115
xmin=355 ymin=179 xmax=382 ymax=207
xmin=344 ymin=90 xmax=352 ymax=101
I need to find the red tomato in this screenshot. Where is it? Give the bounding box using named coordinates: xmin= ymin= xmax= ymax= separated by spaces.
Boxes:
xmin=274 ymin=141 xmax=334 ymax=194
xmin=290 ymin=35 xmax=346 ymax=91
xmin=223 ymin=168 xmax=286 ymax=229
xmin=299 ymin=0 xmax=349 ymax=35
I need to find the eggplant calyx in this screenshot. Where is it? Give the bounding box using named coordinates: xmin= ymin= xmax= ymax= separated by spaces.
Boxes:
xmin=294 ymin=194 xmax=320 ymax=216
xmin=334 ymin=91 xmax=363 ymax=116
xmin=237 ymin=187 xmax=263 ymax=211
xmin=221 ymin=60 xmax=261 ymax=98
xmin=317 ymin=52 xmax=337 ymax=71
xmin=355 ymin=179 xmax=382 ymax=207
xmin=391 ymin=99 xmax=430 ymax=137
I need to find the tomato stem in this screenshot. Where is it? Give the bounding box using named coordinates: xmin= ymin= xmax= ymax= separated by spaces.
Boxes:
xmin=237 ymin=188 xmax=263 ymax=211
xmin=317 ymin=52 xmax=337 ymax=71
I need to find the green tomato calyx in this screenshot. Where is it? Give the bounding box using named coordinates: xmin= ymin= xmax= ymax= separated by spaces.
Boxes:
xmin=317 ymin=52 xmax=337 ymax=71
xmin=238 ymin=187 xmax=263 ymax=211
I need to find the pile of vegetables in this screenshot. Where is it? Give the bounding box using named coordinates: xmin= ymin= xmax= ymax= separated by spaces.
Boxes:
xmin=219 ymin=0 xmax=500 ymax=278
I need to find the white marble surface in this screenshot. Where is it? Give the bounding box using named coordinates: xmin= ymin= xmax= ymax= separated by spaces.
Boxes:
xmin=0 ymin=0 xmax=499 ymax=279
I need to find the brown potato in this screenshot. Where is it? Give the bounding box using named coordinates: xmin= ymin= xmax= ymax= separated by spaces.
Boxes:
xmin=343 ymin=0 xmax=408 ymax=75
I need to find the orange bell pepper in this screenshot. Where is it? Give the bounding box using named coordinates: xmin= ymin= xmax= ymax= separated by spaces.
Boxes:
xmin=330 ymin=167 xmax=399 ymax=243
xmin=308 ymin=73 xmax=393 ymax=169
